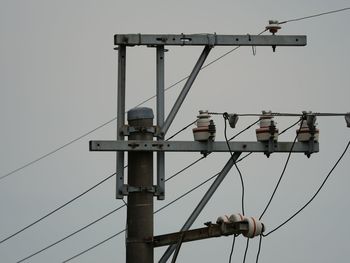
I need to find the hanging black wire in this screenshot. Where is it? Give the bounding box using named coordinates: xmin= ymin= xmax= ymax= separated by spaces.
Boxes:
xmin=228 ymin=234 xmax=237 ymax=263
xmin=242 ymin=238 xmax=250 ymax=263
xmin=259 ymin=117 xmax=304 ymax=220
xmin=223 ymin=113 xmax=245 ymax=216
xmin=263 ymin=140 xmax=350 ymax=236
xmin=255 ymin=235 xmax=263 ymax=263
xmin=0 ymin=171 xmax=117 ymax=245
xmin=16 ymin=204 xmax=125 ymax=263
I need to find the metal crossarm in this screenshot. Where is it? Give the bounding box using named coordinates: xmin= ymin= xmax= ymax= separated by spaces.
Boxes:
xmin=90 ymin=140 xmax=319 ymax=153
xmin=153 ymin=222 xmax=249 ymax=247
xmin=114 ymin=34 xmax=306 ymax=47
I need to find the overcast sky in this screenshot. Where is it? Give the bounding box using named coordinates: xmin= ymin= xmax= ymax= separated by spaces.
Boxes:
xmin=1 ymin=1 xmax=350 ymax=262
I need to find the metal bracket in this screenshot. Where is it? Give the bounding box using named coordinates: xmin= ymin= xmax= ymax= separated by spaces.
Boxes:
xmin=90 ymin=140 xmax=319 ymax=154
xmin=120 ymin=125 xmax=158 ymax=136
xmin=120 ymin=184 xmax=163 ymax=196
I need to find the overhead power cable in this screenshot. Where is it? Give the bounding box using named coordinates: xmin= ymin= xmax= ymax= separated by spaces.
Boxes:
xmin=223 ymin=114 xmax=245 ymax=216
xmin=255 ymin=235 xmax=263 ymax=263
xmin=243 ymin=238 xmax=250 ymax=263
xmin=228 ymin=235 xmax=237 ymax=263
xmin=263 ymin=139 xmax=350 ymax=237
xmin=209 ymin=112 xmax=349 ymax=117
xmin=16 ymin=204 xmax=125 ymax=263
xmin=3 ymin=119 xmax=196 ymax=250
xmin=0 ymin=172 xmax=117 ymax=245
xmin=16 ymin=138 xmax=208 ymax=262
xmin=0 ymin=28 xmax=268 ymax=182
xmin=0 ymin=117 xmax=116 ymax=181
xmin=3 ymin=4 xmax=350 ymax=182
xmin=63 ymin=153 xmax=253 ymax=262
xmin=279 ymin=7 xmax=350 ymax=24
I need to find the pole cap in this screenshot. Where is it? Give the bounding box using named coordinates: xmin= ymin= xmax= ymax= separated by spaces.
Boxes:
xmin=127 ymin=107 xmax=154 ymax=121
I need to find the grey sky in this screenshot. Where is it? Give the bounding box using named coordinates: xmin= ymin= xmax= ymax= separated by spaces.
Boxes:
xmin=1 ymin=0 xmax=350 ymax=262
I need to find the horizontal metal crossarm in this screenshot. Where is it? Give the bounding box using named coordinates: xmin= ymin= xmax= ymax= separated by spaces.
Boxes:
xmin=114 ymin=34 xmax=306 ymax=46
xmin=152 ymin=222 xmax=248 ymax=247
xmin=90 ymin=140 xmax=319 ymax=153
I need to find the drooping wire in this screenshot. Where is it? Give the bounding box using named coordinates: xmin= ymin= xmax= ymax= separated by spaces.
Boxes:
xmin=62 ymin=153 xmax=253 ymax=262
xmin=0 ymin=171 xmax=117 ymax=245
xmin=16 ymin=204 xmax=125 ymax=263
xmin=255 ymin=235 xmax=263 ymax=263
xmin=263 ymin=139 xmax=350 ymax=237
xmin=259 ymin=117 xmax=304 ymax=220
xmin=223 ymin=116 xmax=262 ymax=263
xmin=243 ymin=238 xmax=250 ymax=263
xmin=223 ymin=113 xmax=245 ymax=216
xmin=228 ymin=235 xmax=237 ymax=263
xmin=279 ymin=7 xmax=350 ymax=24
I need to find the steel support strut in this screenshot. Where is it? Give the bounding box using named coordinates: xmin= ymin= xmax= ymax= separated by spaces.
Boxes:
xmin=159 ymin=153 xmax=241 ymax=263
xmin=157 ymin=45 xmax=165 ymax=200
xmin=116 ymin=45 xmax=126 ymax=199
xmin=161 ymin=46 xmax=212 ymax=135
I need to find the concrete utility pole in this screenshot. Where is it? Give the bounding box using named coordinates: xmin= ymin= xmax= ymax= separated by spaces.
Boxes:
xmin=126 ymin=108 xmax=154 ymax=263
xmin=89 ymin=32 xmax=313 ymax=263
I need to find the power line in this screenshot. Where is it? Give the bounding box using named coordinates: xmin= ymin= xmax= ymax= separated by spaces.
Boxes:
xmin=1 ymin=119 xmax=195 ymax=246
xmin=16 ymin=204 xmax=125 ymax=263
xmin=1 ymin=29 xmax=269 ymax=182
xmin=0 ymin=172 xmax=116 ymax=245
xmin=243 ymin=238 xmax=250 ymax=263
xmin=0 ymin=117 xmax=116 ymax=181
xmin=62 ymin=153 xmax=253 ymax=262
xmin=279 ymin=7 xmax=350 ymax=24
xmin=62 ymin=228 xmax=126 ymax=263
xmin=263 ymin=139 xmax=350 ymax=237
xmin=0 ymin=44 xmax=242 ymax=182
xmin=255 ymin=235 xmax=263 ymax=263
xmin=166 ymin=120 xmax=196 ymax=141
xmin=15 ymin=151 xmax=207 ymax=262
xmin=223 ymin=114 xmax=245 ymax=216
xmin=259 ymin=118 xmax=303 ymax=220
xmin=2 ymin=6 xmax=349 ymax=183
xmin=209 ymin=112 xmax=349 ymax=117
xmin=228 ymin=235 xmax=237 ymax=263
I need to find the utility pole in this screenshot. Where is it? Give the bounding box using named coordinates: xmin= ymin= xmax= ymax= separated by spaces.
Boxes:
xmin=90 ymin=30 xmax=314 ymax=262
xmin=126 ymin=108 xmax=154 ymax=263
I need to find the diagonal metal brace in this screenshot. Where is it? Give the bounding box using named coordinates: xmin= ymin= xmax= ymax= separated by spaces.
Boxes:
xmin=160 ymin=46 xmax=212 ymax=136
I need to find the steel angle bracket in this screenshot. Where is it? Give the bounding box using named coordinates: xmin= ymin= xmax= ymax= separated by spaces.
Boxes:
xmin=114 ymin=34 xmax=306 ymax=47
xmin=90 ymin=140 xmax=319 ymax=154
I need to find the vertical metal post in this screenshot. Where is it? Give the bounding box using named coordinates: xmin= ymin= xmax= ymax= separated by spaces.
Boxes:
xmin=159 ymin=152 xmax=241 ymax=263
xmin=116 ymin=45 xmax=126 ymax=199
xmin=126 ymin=108 xmax=154 ymax=263
xmin=157 ymin=45 xmax=165 ymax=200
